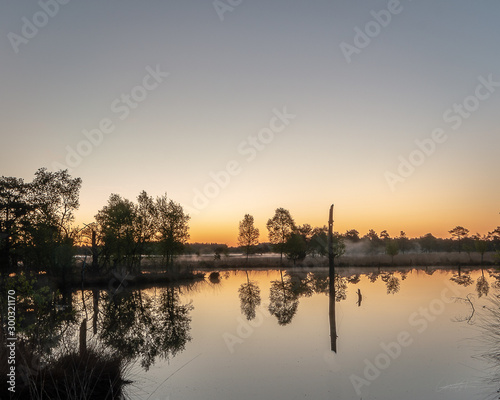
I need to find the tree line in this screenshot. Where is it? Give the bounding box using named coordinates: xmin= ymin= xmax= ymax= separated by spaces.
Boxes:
xmin=237 ymin=210 xmax=500 ymax=263
xmin=0 ymin=169 xmax=189 ymax=277
xmin=1 ymin=169 xmax=499 ymax=277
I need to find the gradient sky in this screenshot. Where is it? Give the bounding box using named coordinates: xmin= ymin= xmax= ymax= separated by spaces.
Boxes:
xmin=1 ymin=1 xmax=499 ymax=245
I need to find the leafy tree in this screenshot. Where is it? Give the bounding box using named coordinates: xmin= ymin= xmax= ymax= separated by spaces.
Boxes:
xmin=29 ymin=168 xmax=82 ymax=239
xmin=134 ymin=191 xmax=157 ymax=259
xmin=284 ymin=233 xmax=307 ymax=264
xmin=380 ymin=230 xmax=390 ymax=241
xmin=385 ymin=239 xmax=399 ymax=264
xmin=363 ymin=229 xmax=381 ymax=254
xmin=0 ymin=177 xmax=30 ymax=268
xmin=344 ymin=229 xmax=360 ymax=242
xmin=22 ymin=168 xmax=81 ymax=275
xmin=330 ymin=232 xmax=346 ymax=266
xmin=419 ymin=233 xmax=437 ymax=253
xmin=397 ymin=231 xmax=411 ymax=253
xmin=449 ymin=226 xmax=469 ymax=254
xmin=309 ymin=227 xmax=328 ymax=257
xmin=237 ymin=214 xmax=259 ymax=260
xmin=95 ymin=194 xmax=138 ymax=270
xmin=266 ymin=208 xmax=295 ymax=263
xmin=155 ymin=195 xmax=190 ymax=265
xmin=473 ymin=234 xmax=489 ymax=264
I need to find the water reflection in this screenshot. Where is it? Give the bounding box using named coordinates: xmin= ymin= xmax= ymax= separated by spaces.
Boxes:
xmin=238 ymin=271 xmax=261 ymax=321
xmin=381 ymin=272 xmax=401 ymax=295
xmin=476 ymin=268 xmax=489 ymax=298
xmin=100 ymin=287 xmax=193 ymax=370
xmin=268 ymin=271 xmax=299 ymax=326
xmin=5 ymin=267 xmax=498 ymax=399
xmin=329 ymin=270 xmax=338 ymax=353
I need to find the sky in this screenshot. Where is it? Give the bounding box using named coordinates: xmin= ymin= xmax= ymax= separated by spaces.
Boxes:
xmin=1 ymin=0 xmax=499 ymax=245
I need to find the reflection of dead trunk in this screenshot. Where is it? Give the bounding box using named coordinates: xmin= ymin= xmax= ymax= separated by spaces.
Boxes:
xmin=357 ymin=288 xmax=362 ymax=307
xmin=329 ymin=269 xmax=337 ymax=353
xmin=80 ymin=318 xmax=87 ymax=356
xmin=328 ymin=204 xmax=334 ymax=274
xmin=93 ymin=289 xmax=99 ymax=335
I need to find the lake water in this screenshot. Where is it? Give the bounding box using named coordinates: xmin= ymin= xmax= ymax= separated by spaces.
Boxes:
xmin=69 ymin=267 xmax=498 ymax=400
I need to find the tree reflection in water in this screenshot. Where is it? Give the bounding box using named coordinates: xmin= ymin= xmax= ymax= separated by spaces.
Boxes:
xmin=450 ymin=266 xmax=474 ymax=287
xmin=380 ymin=272 xmax=401 ymax=295
xmin=268 ymin=271 xmax=299 ymax=326
xmin=100 ymin=286 xmax=193 ymax=370
xmin=238 ymin=271 xmax=261 ymax=321
xmin=476 ymin=269 xmax=489 ymax=298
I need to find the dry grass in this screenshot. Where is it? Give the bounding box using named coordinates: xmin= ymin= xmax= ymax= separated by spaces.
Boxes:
xmin=0 ymin=342 xmax=129 ymax=400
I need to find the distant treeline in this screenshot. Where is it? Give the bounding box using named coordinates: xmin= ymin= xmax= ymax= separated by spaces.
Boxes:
xmin=1 ymin=169 xmax=499 ymax=278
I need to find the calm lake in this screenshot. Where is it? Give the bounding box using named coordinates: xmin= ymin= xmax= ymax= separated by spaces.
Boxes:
xmin=69 ymin=267 xmax=497 ymax=400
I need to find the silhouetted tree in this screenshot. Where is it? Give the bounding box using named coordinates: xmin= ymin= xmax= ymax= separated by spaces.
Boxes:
xmin=419 ymin=233 xmax=438 ymax=253
xmin=284 ymin=233 xmax=307 ymax=264
xmin=237 ymin=214 xmax=259 ymax=260
xmin=380 ymin=230 xmax=390 ymax=241
xmin=344 ymin=229 xmax=360 ymax=242
xmin=330 ymin=232 xmax=346 ymax=266
xmin=386 ymin=239 xmax=399 ymax=264
xmin=473 ymin=234 xmax=489 ymax=264
xmin=23 ymin=168 xmax=81 ymax=276
xmin=0 ymin=176 xmax=30 ymax=269
xmin=449 ymin=226 xmax=469 ymax=254
xmin=266 ymin=208 xmax=295 ymax=263
xmin=363 ymin=229 xmax=381 ymax=254
xmin=95 ymin=194 xmax=138 ymax=270
xmin=309 ymin=226 xmax=328 ymax=257
xmin=155 ymin=194 xmax=190 ymax=266
xmin=397 ymin=231 xmax=411 ymax=254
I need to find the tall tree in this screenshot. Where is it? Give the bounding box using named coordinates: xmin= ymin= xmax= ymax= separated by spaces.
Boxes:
xmin=449 ymin=226 xmax=469 ymax=254
xmin=0 ymin=177 xmax=29 ymax=269
xmin=25 ymin=168 xmax=81 ymax=274
xmin=237 ymin=214 xmax=259 ymax=260
xmin=266 ymin=208 xmax=295 ymax=263
xmin=155 ymin=194 xmax=190 ymax=266
xmin=95 ymin=194 xmax=138 ymax=269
